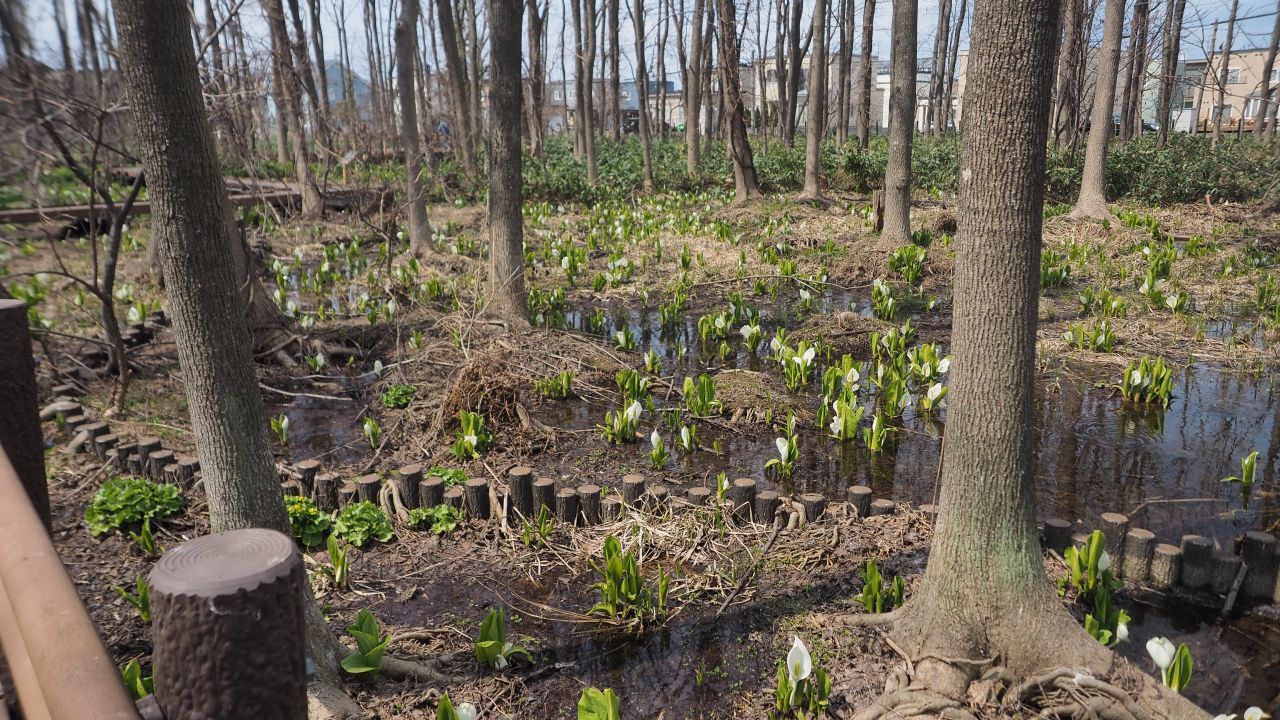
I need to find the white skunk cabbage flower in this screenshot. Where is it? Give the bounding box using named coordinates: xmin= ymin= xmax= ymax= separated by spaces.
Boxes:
xmin=775 ymin=437 xmax=791 ymax=463
xmin=1098 ymin=551 xmax=1112 ymax=573
xmin=650 ymin=429 xmax=662 ymax=448
xmin=1146 ymin=637 xmax=1175 ymax=671
xmin=787 ymin=636 xmax=812 ymax=684
xmin=456 ymin=702 xmax=478 ymax=720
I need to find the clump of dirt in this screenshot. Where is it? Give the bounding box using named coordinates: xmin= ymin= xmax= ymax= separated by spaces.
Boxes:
xmin=436 ymin=348 xmax=526 ymax=433
xmin=716 ymin=369 xmax=807 ymax=424
xmin=793 ymin=311 xmax=885 ymax=359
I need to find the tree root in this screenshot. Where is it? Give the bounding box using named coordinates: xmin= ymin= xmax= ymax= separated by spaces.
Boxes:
xmin=379 ymin=654 xmax=456 ymax=685
xmin=306 ymin=678 xmax=364 ymax=720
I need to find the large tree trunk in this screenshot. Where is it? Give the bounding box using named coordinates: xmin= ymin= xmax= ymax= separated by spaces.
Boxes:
xmin=108 ymin=0 xmax=349 ymax=700
xmin=1258 ymin=1 xmax=1280 ymax=136
xmin=435 ymin=0 xmax=478 ymax=176
xmin=880 ymin=0 xmax=915 ymax=246
xmin=718 ymin=0 xmax=763 ymax=200
xmin=1212 ymin=0 xmax=1239 ymax=149
xmin=1154 ymin=0 xmax=1186 ymax=148
xmin=264 ymin=0 xmax=322 ymax=216
xmin=799 ymin=0 xmax=828 ymax=199
xmin=1070 ymin=0 xmax=1124 ymax=219
xmin=854 ymin=0 xmax=876 ymax=147
xmin=835 ymin=0 xmax=854 ymax=144
xmin=527 ymin=0 xmax=548 ymax=156
xmin=396 ymin=0 xmax=432 ymax=256
xmin=486 ymin=0 xmax=528 ymax=325
xmin=633 ymin=0 xmax=656 ymax=191
xmin=685 ymin=0 xmax=705 ymax=174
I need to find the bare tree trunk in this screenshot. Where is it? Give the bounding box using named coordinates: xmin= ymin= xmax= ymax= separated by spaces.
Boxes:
xmin=264 ymin=0 xmax=322 ymax=216
xmin=1193 ymin=20 xmax=1218 ymax=138
xmin=571 ymin=0 xmax=586 ymax=156
xmin=1051 ymin=0 xmax=1083 ymax=149
xmin=286 ymin=0 xmax=326 ymax=144
xmin=1258 ymin=0 xmax=1280 ymax=136
xmin=486 ymin=0 xmax=528 ymax=325
xmin=928 ymin=0 xmax=952 ymax=135
xmin=854 ymin=0 xmax=875 ymax=147
xmin=527 ymin=0 xmax=548 ymax=156
xmin=700 ymin=0 xmax=716 ymax=139
xmin=1119 ymin=0 xmax=1148 ymax=141
xmin=465 ymin=0 xmax=483 ymax=147
xmin=657 ymin=0 xmax=669 ymax=138
xmin=1212 ymin=0 xmax=1239 ymax=149
xmin=783 ymin=0 xmax=805 ymax=145
xmin=880 ymin=0 xmax=915 ymax=246
xmin=434 ymin=0 xmax=478 ymax=175
xmin=718 ymin=0 xmax=762 ymax=199
xmin=270 ymin=60 xmax=291 ymax=165
xmin=583 ymin=0 xmax=600 ymax=183
xmin=109 ymin=0 xmax=350 ymax=698
xmin=397 ymin=0 xmax=432 ymax=256
xmin=607 ymin=0 xmax=621 ymax=140
xmin=686 ymin=0 xmax=705 ymax=174
xmin=1071 ymin=0 xmax=1124 ymax=219
xmin=632 ymin=0 xmax=656 ymax=191
xmin=308 ymin=0 xmax=330 ymax=117
xmin=799 ymin=0 xmax=828 ymax=199
xmin=1154 ymin=0 xmax=1185 ymax=148
xmin=774 ymin=0 xmax=788 ymax=138
xmin=940 ymin=0 xmax=966 ymax=132
xmin=835 ymin=0 xmax=854 ymax=144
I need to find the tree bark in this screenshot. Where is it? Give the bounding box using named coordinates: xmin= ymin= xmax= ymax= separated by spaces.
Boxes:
xmin=799 ymin=0 xmax=828 ymax=199
xmin=583 ymin=0 xmax=600 ymax=183
xmin=1212 ymin=0 xmax=1239 ymax=149
xmin=880 ymin=0 xmax=916 ymax=246
xmin=1119 ymin=0 xmax=1148 ymax=141
xmin=633 ymin=0 xmax=656 ymax=191
xmin=527 ymin=0 xmax=548 ymax=156
xmin=486 ymin=0 xmax=528 ymax=325
xmin=1070 ymin=0 xmax=1124 ymax=219
xmin=928 ymin=0 xmax=952 ymax=134
xmin=783 ymin=0 xmax=805 ymax=145
xmin=940 ymin=0 xmax=966 ymax=133
xmin=854 ymin=0 xmax=876 ymax=147
xmin=718 ymin=0 xmax=763 ymax=200
xmin=109 ymin=0 xmax=347 ymax=692
xmin=435 ymin=0 xmax=478 ymax=176
xmin=835 ymin=0 xmax=854 ymax=144
xmin=686 ymin=0 xmax=705 ymax=174
xmin=1154 ymin=0 xmax=1186 ymax=148
xmin=607 ymin=0 xmax=622 ymax=140
xmin=1258 ymin=1 xmax=1280 ymax=136
xmin=264 ymin=0 xmax=322 ymax=216
xmin=1051 ymin=0 xmax=1083 ymax=149
xmin=397 ymin=0 xmax=432 ymax=256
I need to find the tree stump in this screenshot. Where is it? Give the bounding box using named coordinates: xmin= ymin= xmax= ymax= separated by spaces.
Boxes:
xmin=1150 ymin=543 xmax=1182 ymax=589
xmin=508 ymin=466 xmax=534 ymax=520
xmin=602 ymin=496 xmax=623 ymax=521
xmin=295 ymin=460 xmax=320 ymax=498
xmin=79 ymin=421 xmax=108 ymax=454
xmin=314 ymin=473 xmax=340 ymax=511
xmin=94 ymin=433 xmax=119 ymax=461
xmin=1242 ymin=531 xmax=1278 ymax=601
xmin=1211 ymin=551 xmax=1242 ymax=595
xmin=729 ymin=478 xmax=756 ymax=520
xmin=444 ymin=487 xmax=465 ymax=510
xmin=577 ymin=484 xmax=602 ymax=525
xmin=150 ymin=529 xmax=306 ymax=719
xmin=112 ymin=442 xmax=138 ymax=473
xmin=847 ymin=486 xmax=872 ymax=518
xmin=420 ymin=476 xmax=445 ymax=508
xmin=647 ymin=484 xmax=670 ymax=510
xmin=685 ymin=486 xmax=711 ymax=506
xmin=621 ymin=474 xmax=646 ymax=506
xmin=869 ymin=499 xmax=896 ymax=516
xmin=555 ymin=488 xmax=580 ymax=525
xmin=51 ymin=382 xmax=83 ymax=398
xmin=754 ymin=491 xmax=781 ymax=523
xmin=137 ymin=437 xmax=163 ymax=464
xmin=1179 ymin=535 xmax=1214 ymax=590
xmin=64 ymin=414 xmax=89 ymax=433
xmin=799 ymin=493 xmax=826 ymax=523
xmin=393 ymin=465 xmax=422 ymax=510
xmin=148 ymin=449 xmax=176 ymax=482
xmin=464 ymin=478 xmax=490 ymax=519
xmin=1099 ymin=512 xmax=1129 ymax=566
xmin=355 ymin=474 xmax=381 ymax=503
xmin=918 ymin=504 xmax=938 ymax=521
xmin=533 ymin=478 xmax=556 ymax=516
xmin=338 ymin=483 xmax=358 ymax=507
xmin=1041 ymin=518 xmax=1073 ymax=553
xmin=176 ymin=456 xmax=200 ymax=489
xmin=870 ymin=190 xmax=885 ymax=232
xmin=1120 ymin=528 xmax=1155 ymax=582
xmin=163 ymin=464 xmax=181 ymax=486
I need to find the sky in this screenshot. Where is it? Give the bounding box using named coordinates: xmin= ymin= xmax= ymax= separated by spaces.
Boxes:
xmin=12 ymin=0 xmax=1280 ymax=87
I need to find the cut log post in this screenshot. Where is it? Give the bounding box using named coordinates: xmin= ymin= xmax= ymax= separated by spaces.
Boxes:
xmin=577 ymin=484 xmax=602 ymax=525
xmin=918 ymin=504 xmax=938 ymax=521
xmin=112 ymin=441 xmax=138 ymax=473
xmin=137 ymin=437 xmax=162 ymax=464
xmin=847 ymin=486 xmax=872 ymax=518
xmin=869 ymin=499 xmax=896 ymax=516
xmin=148 ymin=449 xmax=175 ymax=481
xmin=176 ymin=456 xmax=200 ymax=489
xmin=78 ymin=421 xmax=108 ymax=454
xmin=508 ymin=466 xmax=534 ymax=520
xmin=280 ymin=479 xmax=302 ymax=496
xmin=149 ymin=528 xmax=306 ymax=719
xmin=601 ymin=496 xmax=622 ymax=521
xmin=622 ymin=474 xmax=646 ymax=506
xmin=1211 ymin=551 xmax=1243 ymax=595
xmin=420 ymin=476 xmax=445 ymax=508
xmin=1150 ymin=543 xmax=1182 ymax=589
xmin=163 ymin=463 xmax=180 ymax=486
xmin=647 ymin=484 xmax=670 ymax=510
xmin=1179 ymin=535 xmax=1214 ymax=590
xmin=755 ymin=491 xmax=781 ymax=523
xmin=1042 ymin=518 xmax=1073 ymax=553
xmin=1241 ymin=532 xmax=1277 ymax=602
xmin=1120 ymin=528 xmax=1156 ymax=582
xmin=355 ymin=474 xmax=381 ymax=503
xmin=798 ymin=493 xmax=826 ymax=523
xmin=393 ymin=465 xmax=422 ymax=510
xmin=338 ymin=483 xmax=358 ymax=506
xmin=64 ymin=414 xmax=88 ymax=433
xmin=729 ymin=478 xmax=756 ymax=520
xmin=51 ymin=382 xmax=84 ymax=398
xmin=555 ymin=488 xmax=580 ymax=525
xmin=444 ymin=486 xmax=465 ymax=510
xmin=870 ymin=190 xmax=885 ymax=233
xmin=685 ymin=486 xmax=711 ymax=506
xmin=464 ymin=478 xmax=491 ymax=519
xmin=93 ymin=433 xmax=118 ymax=461
xmin=532 ymin=478 xmax=556 ymax=515
xmin=314 ymin=473 xmax=340 ymax=511
xmin=1099 ymin=512 xmax=1129 ymax=567
xmin=295 ymin=459 xmax=320 ymax=498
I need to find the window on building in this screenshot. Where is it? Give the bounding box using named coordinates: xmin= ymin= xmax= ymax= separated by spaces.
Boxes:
xmin=1182 ymin=97 xmax=1195 ymax=110
xmin=553 ymin=90 xmax=562 ymax=101
xmin=1272 ymin=68 xmax=1279 ymax=83
xmin=1212 ymin=104 xmax=1234 ymax=121
xmin=1244 ymin=98 xmax=1260 ymax=120
xmin=1226 ymin=68 xmax=1242 ymax=84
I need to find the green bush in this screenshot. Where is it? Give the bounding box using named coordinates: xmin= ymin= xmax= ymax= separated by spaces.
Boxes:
xmin=333 ymin=501 xmax=395 ymax=547
xmin=285 ymin=495 xmax=332 ymax=547
xmin=85 ymin=476 xmax=182 ymax=536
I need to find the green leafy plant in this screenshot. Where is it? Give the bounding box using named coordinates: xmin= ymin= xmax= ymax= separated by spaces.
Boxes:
xmin=534 ymin=370 xmax=575 ymax=398
xmin=333 ymin=501 xmax=395 ymax=547
xmin=615 ymin=368 xmax=651 ymax=404
xmin=589 ymin=535 xmax=670 ymax=631
xmin=1222 ymin=450 xmax=1260 ymax=510
xmin=409 ymin=504 xmax=465 ymax=534
xmin=649 ymin=429 xmax=669 ymax=469
xmin=341 ymin=609 xmax=390 ymax=676
xmin=774 ymin=636 xmax=832 ymax=717
xmin=285 ymin=495 xmax=332 ymax=547
xmin=863 ymin=409 xmax=896 ymax=453
xmin=613 ymin=325 xmax=637 ymax=351
xmin=1146 ymin=637 xmax=1193 ymax=692
xmin=362 ymin=417 xmax=382 ymax=449
xmin=854 ymin=558 xmax=905 ymax=613
xmin=1061 ymin=530 xmax=1117 ymax=599
xmin=427 ymin=466 xmax=468 ymax=487
xmin=778 ymin=340 xmax=818 ymax=390
xmin=129 ymin=517 xmax=160 ymax=557
xmin=85 ymin=476 xmax=182 ymax=536
xmin=1078 ymin=287 xmax=1127 ymax=318
xmin=871 ymin=278 xmax=898 ymax=320
xmin=1062 ymin=319 xmax=1117 ymax=352
xmin=114 ymin=574 xmax=151 ymax=623
xmin=435 ymin=693 xmax=477 ymax=720
xmin=578 ymin=687 xmax=621 ymax=720
xmin=1082 ymin=582 xmax=1130 ymax=647
xmin=1040 ymin=249 xmax=1071 ymax=288
xmin=683 ymin=374 xmax=721 ymax=417
xmin=451 ymin=410 xmax=494 ymax=459
xmin=474 ymin=606 xmax=531 ymax=670
xmin=326 ymin=534 xmax=351 ymax=589
xmin=766 ymin=416 xmax=799 ymax=479
xmin=677 ymin=424 xmax=699 ymax=452
xmin=271 ymin=413 xmax=290 ymax=445
xmin=380 ymin=384 xmax=417 ymax=409
xmin=120 ymin=660 xmax=154 ymax=700
xmin=1118 ymin=356 xmax=1174 ymax=408
xmin=888 ymin=245 xmax=927 ymax=285
xmin=827 ymin=398 xmax=866 ymax=442
xmin=600 ymin=400 xmax=643 ymax=444
xmin=520 ymin=505 xmax=555 ymax=547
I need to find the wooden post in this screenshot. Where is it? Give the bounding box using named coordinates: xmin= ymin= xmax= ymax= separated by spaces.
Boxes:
xmin=869 ymin=499 xmax=896 ymax=516
xmin=1120 ymin=528 xmax=1155 ymax=582
xmin=315 ymin=473 xmax=340 ymax=511
xmin=420 ymin=475 xmax=445 ymax=508
xmin=870 ymin=190 xmax=885 ymax=232
xmin=754 ymin=491 xmax=781 ymax=523
xmin=1150 ymin=543 xmax=1182 ymax=589
xmin=647 ymin=484 xmax=670 ymax=509
xmin=148 ymin=449 xmax=175 ymax=481
xmin=393 ymin=465 xmax=422 ymax=510
xmin=601 ymin=496 xmax=622 ymax=520
xmin=176 ymin=456 xmax=200 ymax=489
xmin=1041 ymin=518 xmax=1073 ymax=553
xmin=729 ymin=478 xmax=756 ymax=520
xmin=355 ymin=474 xmax=381 ymax=503
xmin=685 ymin=486 xmax=711 ymax=506
xmin=0 ymin=300 xmax=48 ymax=528
xmin=94 ymin=433 xmax=119 ymax=461
xmin=464 ymin=478 xmax=490 ymax=519
xmin=508 ymin=466 xmax=534 ymax=519
xmin=621 ymin=474 xmax=646 ymax=506
xmin=798 ymin=493 xmax=826 ymax=523
xmin=532 ymin=478 xmax=556 ymax=515
xmin=1241 ymin=531 xmax=1277 ymax=601
xmin=555 ymin=488 xmax=579 ymax=524
xmin=295 ymin=459 xmax=320 ymax=498
xmin=577 ymin=484 xmax=602 ymax=524
xmin=1179 ymin=535 xmax=1214 ymax=590
xmin=1099 ymin=512 xmax=1129 ymax=567
xmin=444 ymin=487 xmax=465 ymax=510
xmin=1211 ymin=551 xmax=1242 ymax=595
xmin=847 ymin=485 xmax=872 ymax=518
xmin=150 ymin=528 xmax=306 ymax=719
